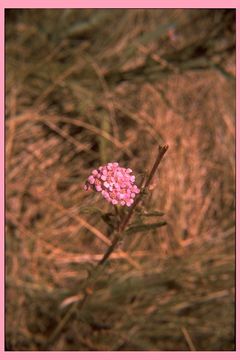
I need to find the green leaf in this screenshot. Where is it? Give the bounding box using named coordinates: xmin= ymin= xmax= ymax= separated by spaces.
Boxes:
xmin=141 ymin=211 xmax=165 ymax=217
xmin=79 ymin=206 xmax=104 ymax=215
xmin=101 ymin=213 xmax=118 ymax=229
xmin=125 ymin=221 xmax=167 ymax=234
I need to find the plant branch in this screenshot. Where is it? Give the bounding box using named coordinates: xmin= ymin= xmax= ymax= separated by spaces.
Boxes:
xmin=45 ymin=144 xmax=168 ymax=349
xmin=98 ymin=144 xmax=168 ymax=267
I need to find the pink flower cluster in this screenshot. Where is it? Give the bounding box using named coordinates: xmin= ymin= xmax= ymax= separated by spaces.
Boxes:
xmin=84 ymin=162 xmax=140 ymax=207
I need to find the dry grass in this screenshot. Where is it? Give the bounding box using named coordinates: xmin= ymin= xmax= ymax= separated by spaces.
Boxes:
xmin=6 ymin=9 xmax=235 ymax=350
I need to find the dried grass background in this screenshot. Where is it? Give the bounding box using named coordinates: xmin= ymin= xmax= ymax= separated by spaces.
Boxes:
xmin=6 ymin=9 xmax=235 ymax=350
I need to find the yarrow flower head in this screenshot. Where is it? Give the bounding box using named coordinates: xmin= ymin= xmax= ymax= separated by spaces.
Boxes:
xmin=84 ymin=162 xmax=140 ymax=207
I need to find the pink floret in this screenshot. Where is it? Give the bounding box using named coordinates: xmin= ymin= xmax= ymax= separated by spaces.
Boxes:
xmin=88 ymin=176 xmax=95 ymax=185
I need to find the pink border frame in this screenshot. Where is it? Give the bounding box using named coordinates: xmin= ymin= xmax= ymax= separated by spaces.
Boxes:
xmin=1 ymin=0 xmax=238 ymax=358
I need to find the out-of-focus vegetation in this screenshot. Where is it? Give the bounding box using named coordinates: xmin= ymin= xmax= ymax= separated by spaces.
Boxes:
xmin=6 ymin=9 xmax=235 ymax=350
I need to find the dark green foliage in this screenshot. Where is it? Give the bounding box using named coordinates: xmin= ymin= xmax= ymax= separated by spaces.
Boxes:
xmin=125 ymin=221 xmax=167 ymax=234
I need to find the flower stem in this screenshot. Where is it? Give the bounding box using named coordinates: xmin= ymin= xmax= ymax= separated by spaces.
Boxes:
xmin=46 ymin=144 xmax=168 ymax=349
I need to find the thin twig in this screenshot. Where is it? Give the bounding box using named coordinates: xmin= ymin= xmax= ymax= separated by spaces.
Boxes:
xmin=181 ymin=326 xmax=197 ymax=351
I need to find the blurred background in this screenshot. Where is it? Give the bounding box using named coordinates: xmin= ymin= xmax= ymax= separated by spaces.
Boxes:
xmin=6 ymin=9 xmax=235 ymax=351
